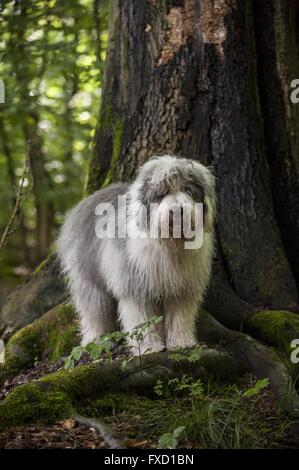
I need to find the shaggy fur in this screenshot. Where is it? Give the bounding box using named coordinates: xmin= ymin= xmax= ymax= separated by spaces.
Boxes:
xmin=57 ymin=156 xmax=216 ymax=354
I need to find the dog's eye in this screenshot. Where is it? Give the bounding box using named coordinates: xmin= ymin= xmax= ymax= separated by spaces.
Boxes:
xmin=156 ymin=192 xmax=164 ymax=201
xmin=187 ymin=184 xmax=204 ymax=202
xmin=185 ymin=188 xmax=193 ymax=197
xmin=158 ymin=196 xmax=164 ymax=203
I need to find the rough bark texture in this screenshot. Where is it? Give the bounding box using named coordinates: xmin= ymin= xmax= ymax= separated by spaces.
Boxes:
xmin=253 ymin=0 xmax=299 ymax=290
xmin=88 ymin=0 xmax=299 ymax=326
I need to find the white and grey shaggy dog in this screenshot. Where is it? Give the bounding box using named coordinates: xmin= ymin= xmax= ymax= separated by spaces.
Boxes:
xmin=57 ymin=156 xmax=216 ymax=354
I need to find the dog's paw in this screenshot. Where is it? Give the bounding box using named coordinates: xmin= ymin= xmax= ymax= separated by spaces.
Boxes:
xmin=166 ymin=338 xmax=198 ymax=351
xmin=131 ymin=342 xmax=166 ymax=356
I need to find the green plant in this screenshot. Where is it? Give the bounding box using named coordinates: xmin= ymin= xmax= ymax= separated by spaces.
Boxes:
xmin=65 ymin=315 xmax=163 ymax=371
xmin=154 ymin=375 xmax=204 ymax=402
xmin=153 ymin=379 xmax=164 ymax=397
xmin=158 ymin=426 xmax=186 ymax=449
xmin=181 ymin=378 xmax=274 ymax=448
xmin=243 ymin=378 xmax=270 ymax=398
xmin=65 ymin=331 xmax=126 ymax=369
xmin=129 ymin=315 xmax=163 ymax=380
xmin=153 ymin=375 xmax=280 ymax=448
xmin=129 ymin=316 xmax=163 ymax=355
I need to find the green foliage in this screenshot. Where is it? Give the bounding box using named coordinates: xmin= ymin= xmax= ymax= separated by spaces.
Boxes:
xmin=158 ymin=426 xmax=186 ymax=449
xmin=243 ymin=378 xmax=270 ymax=397
xmin=96 ymin=379 xmax=287 ymax=449
xmin=65 ymin=315 xmax=163 ymax=369
xmin=65 ymin=331 xmax=127 ymax=370
xmin=3 ymin=303 xmax=79 ymax=378
xmin=155 ymin=376 xmax=204 ymax=400
xmin=129 ymin=315 xmax=163 ymax=355
xmin=153 ymin=379 xmax=164 ymax=397
xmin=0 ymin=0 xmax=108 ymax=286
xmin=152 ymin=375 xmax=276 ymax=448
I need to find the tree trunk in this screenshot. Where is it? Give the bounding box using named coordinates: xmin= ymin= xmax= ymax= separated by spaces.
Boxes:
xmin=23 ymin=118 xmax=54 ymax=262
xmin=88 ymin=0 xmax=299 ymax=326
xmin=0 ymin=118 xmax=32 ymax=266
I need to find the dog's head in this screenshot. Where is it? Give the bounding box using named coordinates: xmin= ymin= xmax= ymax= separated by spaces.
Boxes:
xmin=128 ymin=155 xmax=216 ymax=247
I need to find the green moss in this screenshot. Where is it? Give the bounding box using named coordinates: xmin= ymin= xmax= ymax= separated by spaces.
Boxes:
xmin=246 ymin=310 xmax=299 ymax=357
xmin=44 ymin=304 xmax=80 ymax=361
xmin=99 ymin=393 xmax=155 ymax=415
xmin=0 ymin=382 xmax=73 ymax=429
xmin=0 ymin=363 xmax=98 ymax=429
xmin=102 ymin=119 xmax=124 ymax=188
xmin=5 ymin=325 xmax=42 ymax=375
xmin=86 ymin=104 xmax=125 ymax=194
xmin=4 ymin=304 xmax=80 ymax=377
xmin=32 ymin=250 xmax=54 ymax=277
xmin=0 ymin=362 xmax=114 ymax=429
xmin=0 ymin=347 xmax=247 ymax=431
xmin=41 ymin=364 xmax=98 ymax=398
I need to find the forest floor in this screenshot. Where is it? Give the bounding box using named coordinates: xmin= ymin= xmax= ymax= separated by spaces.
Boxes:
xmin=0 ymin=421 xmax=108 ymax=449
xmin=1 ymin=356 xmax=299 ymax=449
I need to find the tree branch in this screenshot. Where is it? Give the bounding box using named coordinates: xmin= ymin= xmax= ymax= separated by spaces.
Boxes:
xmin=0 ymin=160 xmax=28 ymax=251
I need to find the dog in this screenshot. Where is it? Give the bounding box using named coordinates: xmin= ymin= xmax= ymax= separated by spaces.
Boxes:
xmin=57 ymin=155 xmax=216 ymax=354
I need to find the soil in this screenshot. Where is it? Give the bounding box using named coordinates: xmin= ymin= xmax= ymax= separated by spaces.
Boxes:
xmin=0 ymin=420 xmax=108 ymax=449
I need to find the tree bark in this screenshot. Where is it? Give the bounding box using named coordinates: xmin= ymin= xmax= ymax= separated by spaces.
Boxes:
xmin=253 ymin=0 xmax=299 ymax=289
xmin=23 ymin=118 xmax=54 ymax=262
xmin=88 ymin=0 xmax=299 ymax=325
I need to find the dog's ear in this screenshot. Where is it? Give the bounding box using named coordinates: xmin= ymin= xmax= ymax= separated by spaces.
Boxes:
xmin=189 ymin=160 xmax=215 ymax=186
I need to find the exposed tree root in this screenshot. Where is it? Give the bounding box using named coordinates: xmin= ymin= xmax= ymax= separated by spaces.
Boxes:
xmin=245 ymin=310 xmax=299 ymax=366
xmin=0 ymin=253 xmax=66 ymax=341
xmin=0 ymin=303 xmax=79 ymax=387
xmin=0 ymin=348 xmax=246 ymax=430
xmin=1 ymin=300 xmax=299 ymax=429
xmin=198 ymin=311 xmax=299 ymax=417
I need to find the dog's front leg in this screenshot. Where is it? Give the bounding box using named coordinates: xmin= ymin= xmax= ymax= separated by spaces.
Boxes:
xmin=164 ymin=300 xmax=199 ymax=350
xmin=118 ymin=298 xmax=165 ymax=355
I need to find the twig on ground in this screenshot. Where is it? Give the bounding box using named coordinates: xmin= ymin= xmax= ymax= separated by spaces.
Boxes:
xmin=73 ymin=414 xmax=127 ymax=449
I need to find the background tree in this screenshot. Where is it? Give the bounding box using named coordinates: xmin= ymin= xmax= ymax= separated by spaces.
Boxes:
xmin=0 ymin=0 xmax=108 ymax=295
xmin=88 ymin=0 xmax=299 ymax=329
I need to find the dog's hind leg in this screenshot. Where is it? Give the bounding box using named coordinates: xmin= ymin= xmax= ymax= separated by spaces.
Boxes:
xmin=69 ymin=275 xmax=118 ymax=346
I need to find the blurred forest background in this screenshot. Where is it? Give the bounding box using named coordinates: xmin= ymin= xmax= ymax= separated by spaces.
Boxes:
xmin=0 ymin=0 xmax=109 ymax=298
